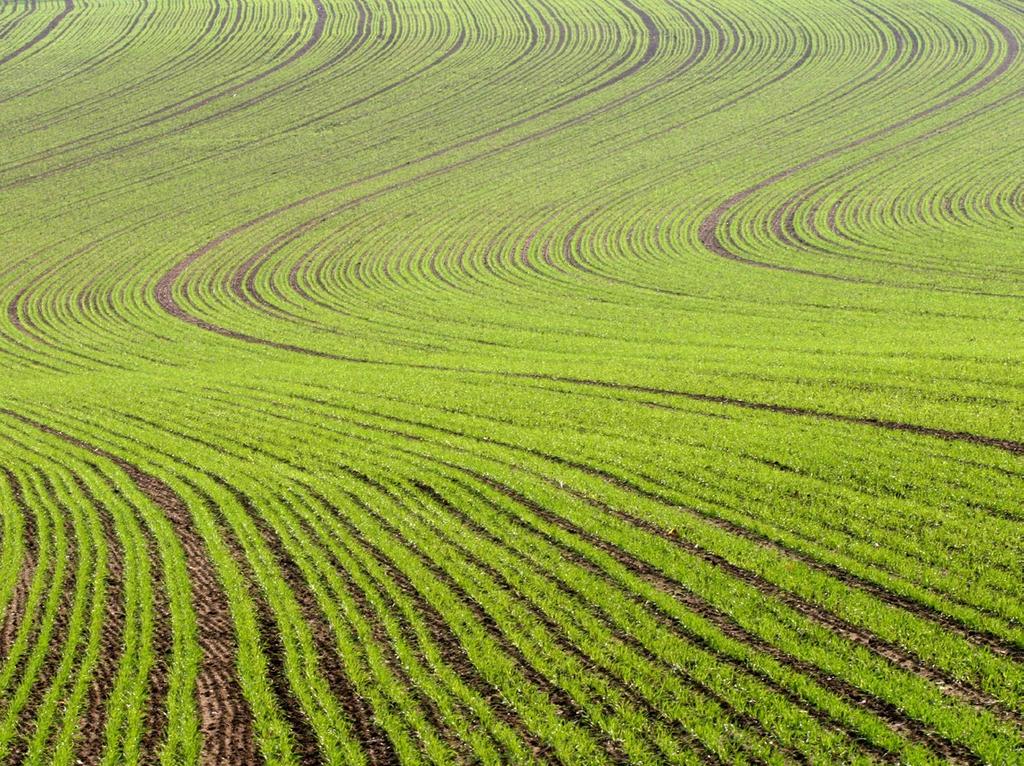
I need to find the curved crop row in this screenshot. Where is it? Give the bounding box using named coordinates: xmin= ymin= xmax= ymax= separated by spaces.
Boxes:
xmin=1 ymin=0 xmax=1021 ymax=763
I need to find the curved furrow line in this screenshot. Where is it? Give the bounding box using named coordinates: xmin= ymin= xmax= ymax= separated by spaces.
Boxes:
xmin=137 ymin=247 xmax=1024 ymax=468
xmin=2 ymin=0 xmax=543 ymax=201
xmin=0 ymin=0 xmax=71 ymax=67
xmin=311 ymin=475 xmax=710 ymax=764
xmin=3 ymin=2 xmax=1024 ymax=763
xmin=276 ymin=482 xmax=557 ymax=765
xmin=21 ymin=0 xmax=248 ymax=124
xmin=224 ymin=480 xmax=460 ymax=765
xmin=110 ymin=411 xmax=568 ymax=764
xmin=554 ymin=5 xmax=969 ymax=289
xmin=283 ymin=384 xmax=1024 ymax=666
xmin=0 ymin=0 xmax=154 ymax=109
xmin=0 ymin=409 xmax=260 ymax=765
xmin=274 ymin=1 xmax=715 ymax=310
xmin=0 ymin=467 xmax=38 ymax=663
xmin=194 ymin=385 xmax=1003 ymax=763
xmin=0 ymin=0 xmax=332 ymax=186
xmin=697 ymin=0 xmax=1020 ymax=281
xmin=155 ymin=0 xmax=671 ymax=324
xmin=762 ymin=85 xmax=1024 ymax=290
xmin=74 ymin=410 xmax=632 ymax=764
xmin=0 ymin=466 xmax=82 ymax=765
xmin=0 ymin=0 xmax=39 ymax=42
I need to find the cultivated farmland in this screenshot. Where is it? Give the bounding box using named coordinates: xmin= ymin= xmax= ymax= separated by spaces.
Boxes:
xmin=1 ymin=0 xmax=1022 ymax=763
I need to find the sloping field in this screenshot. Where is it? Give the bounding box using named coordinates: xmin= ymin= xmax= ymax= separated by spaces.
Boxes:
xmin=1 ymin=0 xmax=1023 ymax=763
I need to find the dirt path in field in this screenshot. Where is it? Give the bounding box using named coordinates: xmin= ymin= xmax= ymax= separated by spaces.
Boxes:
xmin=0 ymin=560 xmax=36 ymax=659
xmin=125 ymin=411 xmax=546 ymax=765
xmin=0 ymin=410 xmax=259 ymax=765
xmin=119 ymin=468 xmax=259 ymax=765
xmin=177 ymin=477 xmax=322 ymax=766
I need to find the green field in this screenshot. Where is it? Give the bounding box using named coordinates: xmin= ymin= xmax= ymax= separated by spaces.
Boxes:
xmin=1 ymin=0 xmax=1023 ymax=763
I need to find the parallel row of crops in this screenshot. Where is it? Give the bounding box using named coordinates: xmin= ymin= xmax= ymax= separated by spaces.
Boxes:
xmin=1 ymin=0 xmax=1022 ymax=763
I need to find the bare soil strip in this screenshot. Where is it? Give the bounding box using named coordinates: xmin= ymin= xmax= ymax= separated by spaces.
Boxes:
xmin=0 ymin=410 xmax=259 ymax=765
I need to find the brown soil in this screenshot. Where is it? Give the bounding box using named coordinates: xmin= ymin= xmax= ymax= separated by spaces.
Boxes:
xmin=8 ymin=474 xmax=79 ymax=766
xmin=1 ymin=411 xmax=259 ymax=765
xmin=71 ymin=474 xmax=127 ymax=765
xmin=218 ymin=479 xmax=399 ymax=766
xmin=0 ymin=468 xmax=38 ymax=657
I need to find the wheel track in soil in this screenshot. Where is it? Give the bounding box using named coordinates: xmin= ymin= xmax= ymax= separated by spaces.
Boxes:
xmin=188 ymin=387 xmax=1007 ymax=764
xmin=1 ymin=471 xmax=80 ymax=766
xmin=108 ymin=412 xmax=630 ymax=764
xmin=98 ymin=412 xmax=648 ymax=764
xmin=0 ymin=409 xmax=260 ymax=765
xmin=93 ymin=405 xmax=569 ymax=764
